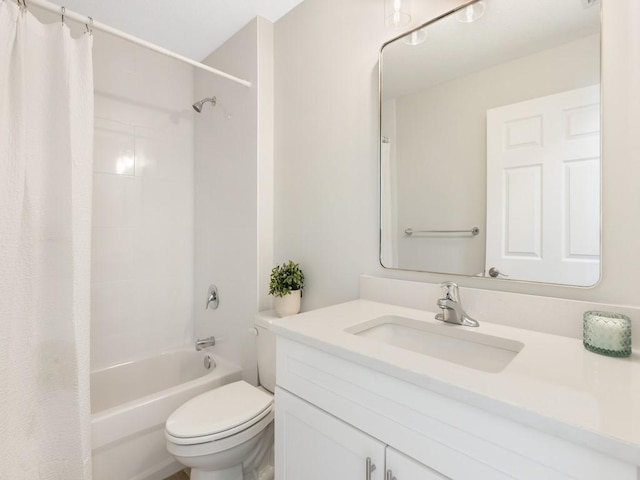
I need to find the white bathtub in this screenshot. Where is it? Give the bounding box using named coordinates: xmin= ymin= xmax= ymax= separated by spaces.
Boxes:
xmin=91 ymin=349 xmax=242 ymax=480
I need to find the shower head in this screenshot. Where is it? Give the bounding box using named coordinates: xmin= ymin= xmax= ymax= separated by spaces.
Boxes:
xmin=192 ymin=96 xmax=217 ymax=113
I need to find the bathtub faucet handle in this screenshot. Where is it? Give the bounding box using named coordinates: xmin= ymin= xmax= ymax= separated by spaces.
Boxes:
xmin=206 ymin=284 xmax=219 ymax=310
xmin=195 ymin=336 xmax=216 ymax=351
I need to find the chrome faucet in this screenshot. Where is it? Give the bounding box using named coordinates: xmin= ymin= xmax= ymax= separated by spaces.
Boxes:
xmin=435 ymin=282 xmax=479 ymax=327
xmin=195 ymin=336 xmax=216 ymax=351
xmin=206 ymin=284 xmax=219 ymax=310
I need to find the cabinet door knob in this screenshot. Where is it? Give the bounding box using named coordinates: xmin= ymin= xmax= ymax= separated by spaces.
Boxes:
xmin=366 ymin=457 xmax=376 ymax=480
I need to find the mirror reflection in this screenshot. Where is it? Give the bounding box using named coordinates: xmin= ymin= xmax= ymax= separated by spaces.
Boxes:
xmin=380 ymin=0 xmax=601 ymax=286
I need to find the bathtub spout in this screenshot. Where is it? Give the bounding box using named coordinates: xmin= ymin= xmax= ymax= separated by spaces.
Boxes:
xmin=195 ymin=336 xmax=216 ymax=351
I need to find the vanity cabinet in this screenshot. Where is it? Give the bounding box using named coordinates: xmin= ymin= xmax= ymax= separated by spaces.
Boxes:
xmin=276 ymin=387 xmax=385 ymax=479
xmin=386 ymin=447 xmax=448 ymax=480
xmin=274 ymin=337 xmax=638 ymax=480
xmin=276 ymin=387 xmax=449 ymax=480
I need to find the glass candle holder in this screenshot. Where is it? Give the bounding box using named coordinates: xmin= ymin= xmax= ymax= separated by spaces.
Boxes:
xmin=583 ymin=311 xmax=632 ymax=357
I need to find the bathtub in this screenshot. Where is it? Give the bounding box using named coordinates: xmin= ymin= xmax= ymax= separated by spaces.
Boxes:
xmin=91 ymin=349 xmax=242 ymax=480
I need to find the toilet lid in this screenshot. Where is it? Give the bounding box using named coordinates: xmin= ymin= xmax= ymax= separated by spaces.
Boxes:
xmin=166 ymin=381 xmax=273 ymax=440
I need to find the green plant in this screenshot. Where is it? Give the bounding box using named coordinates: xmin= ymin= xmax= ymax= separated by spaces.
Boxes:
xmin=269 ymin=261 xmax=304 ymax=297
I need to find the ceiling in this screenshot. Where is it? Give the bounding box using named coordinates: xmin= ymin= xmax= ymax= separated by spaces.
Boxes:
xmin=46 ymin=0 xmax=305 ymax=61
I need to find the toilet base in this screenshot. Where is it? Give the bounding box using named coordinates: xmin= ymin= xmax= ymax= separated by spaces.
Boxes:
xmin=190 ymin=465 xmax=242 ymax=480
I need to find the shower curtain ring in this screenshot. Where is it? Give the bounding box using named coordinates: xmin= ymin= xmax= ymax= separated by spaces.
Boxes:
xmin=85 ymin=16 xmax=93 ymax=35
xmin=61 ymin=6 xmax=65 ymax=24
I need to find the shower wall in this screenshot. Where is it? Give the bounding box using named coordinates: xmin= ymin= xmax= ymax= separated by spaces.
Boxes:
xmin=90 ymin=32 xmax=195 ymax=369
xmin=194 ymin=17 xmax=274 ymax=384
xmin=30 ymin=7 xmax=273 ymax=374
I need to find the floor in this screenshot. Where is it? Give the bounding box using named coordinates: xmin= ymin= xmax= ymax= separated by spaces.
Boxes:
xmin=165 ymin=469 xmax=190 ymax=480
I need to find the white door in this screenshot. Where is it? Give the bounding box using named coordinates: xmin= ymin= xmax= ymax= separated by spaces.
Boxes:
xmin=386 ymin=447 xmax=450 ymax=480
xmin=275 ymin=387 xmax=386 ymax=480
xmin=486 ymin=85 xmax=600 ymax=285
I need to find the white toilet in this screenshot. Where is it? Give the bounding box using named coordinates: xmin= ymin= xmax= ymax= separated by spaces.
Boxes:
xmin=165 ymin=315 xmax=276 ymax=480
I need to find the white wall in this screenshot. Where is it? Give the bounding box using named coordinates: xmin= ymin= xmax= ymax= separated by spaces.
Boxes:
xmin=194 ymin=18 xmax=274 ymax=384
xmin=393 ymin=34 xmax=599 ymax=274
xmin=90 ymin=31 xmax=195 ymax=369
xmin=274 ymin=0 xmax=640 ymax=311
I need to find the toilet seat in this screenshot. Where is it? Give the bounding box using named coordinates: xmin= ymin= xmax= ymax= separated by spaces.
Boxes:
xmin=166 ymin=410 xmax=274 ymax=459
xmin=165 ymin=381 xmax=273 ymax=446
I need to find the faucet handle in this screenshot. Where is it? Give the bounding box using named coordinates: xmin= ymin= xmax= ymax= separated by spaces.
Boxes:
xmin=439 ymin=281 xmax=460 ymax=301
xmin=206 ymin=284 xmax=219 ymax=310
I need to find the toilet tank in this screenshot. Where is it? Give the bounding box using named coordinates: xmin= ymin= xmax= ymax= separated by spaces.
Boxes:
xmin=255 ymin=313 xmax=276 ymax=393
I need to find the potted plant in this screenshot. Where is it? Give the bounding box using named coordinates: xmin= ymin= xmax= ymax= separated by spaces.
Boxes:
xmin=269 ymin=260 xmax=305 ymax=317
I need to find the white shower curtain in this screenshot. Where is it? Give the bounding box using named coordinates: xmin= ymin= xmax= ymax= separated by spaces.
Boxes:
xmin=380 ymin=140 xmax=395 ymax=266
xmin=0 ymin=1 xmax=93 ymax=478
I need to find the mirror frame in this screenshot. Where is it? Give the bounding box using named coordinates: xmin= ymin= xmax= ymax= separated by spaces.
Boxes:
xmin=378 ymin=0 xmax=603 ymax=288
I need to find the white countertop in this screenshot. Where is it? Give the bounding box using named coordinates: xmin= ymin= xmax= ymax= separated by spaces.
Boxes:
xmin=268 ymin=299 xmax=640 ymax=465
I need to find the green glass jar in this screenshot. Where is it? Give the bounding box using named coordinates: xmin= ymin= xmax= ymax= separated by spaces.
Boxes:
xmin=583 ymin=311 xmax=632 ymax=357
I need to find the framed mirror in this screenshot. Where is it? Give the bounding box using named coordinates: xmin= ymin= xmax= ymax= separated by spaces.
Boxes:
xmin=379 ymin=0 xmax=602 ymax=286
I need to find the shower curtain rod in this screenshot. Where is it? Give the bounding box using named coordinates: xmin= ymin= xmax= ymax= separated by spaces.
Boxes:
xmin=25 ymin=0 xmax=252 ymax=88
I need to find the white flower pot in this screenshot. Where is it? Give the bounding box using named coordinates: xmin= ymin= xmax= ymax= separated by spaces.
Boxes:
xmin=274 ymin=289 xmax=301 ymax=317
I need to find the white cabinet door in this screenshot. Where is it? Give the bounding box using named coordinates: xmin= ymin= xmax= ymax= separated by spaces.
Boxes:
xmin=486 ymin=85 xmax=600 ymax=285
xmin=386 ymin=447 xmax=450 ymax=480
xmin=275 ymin=387 xmax=386 ymax=480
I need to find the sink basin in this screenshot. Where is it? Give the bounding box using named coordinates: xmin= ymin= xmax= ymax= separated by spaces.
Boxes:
xmin=345 ymin=315 xmax=524 ymax=373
